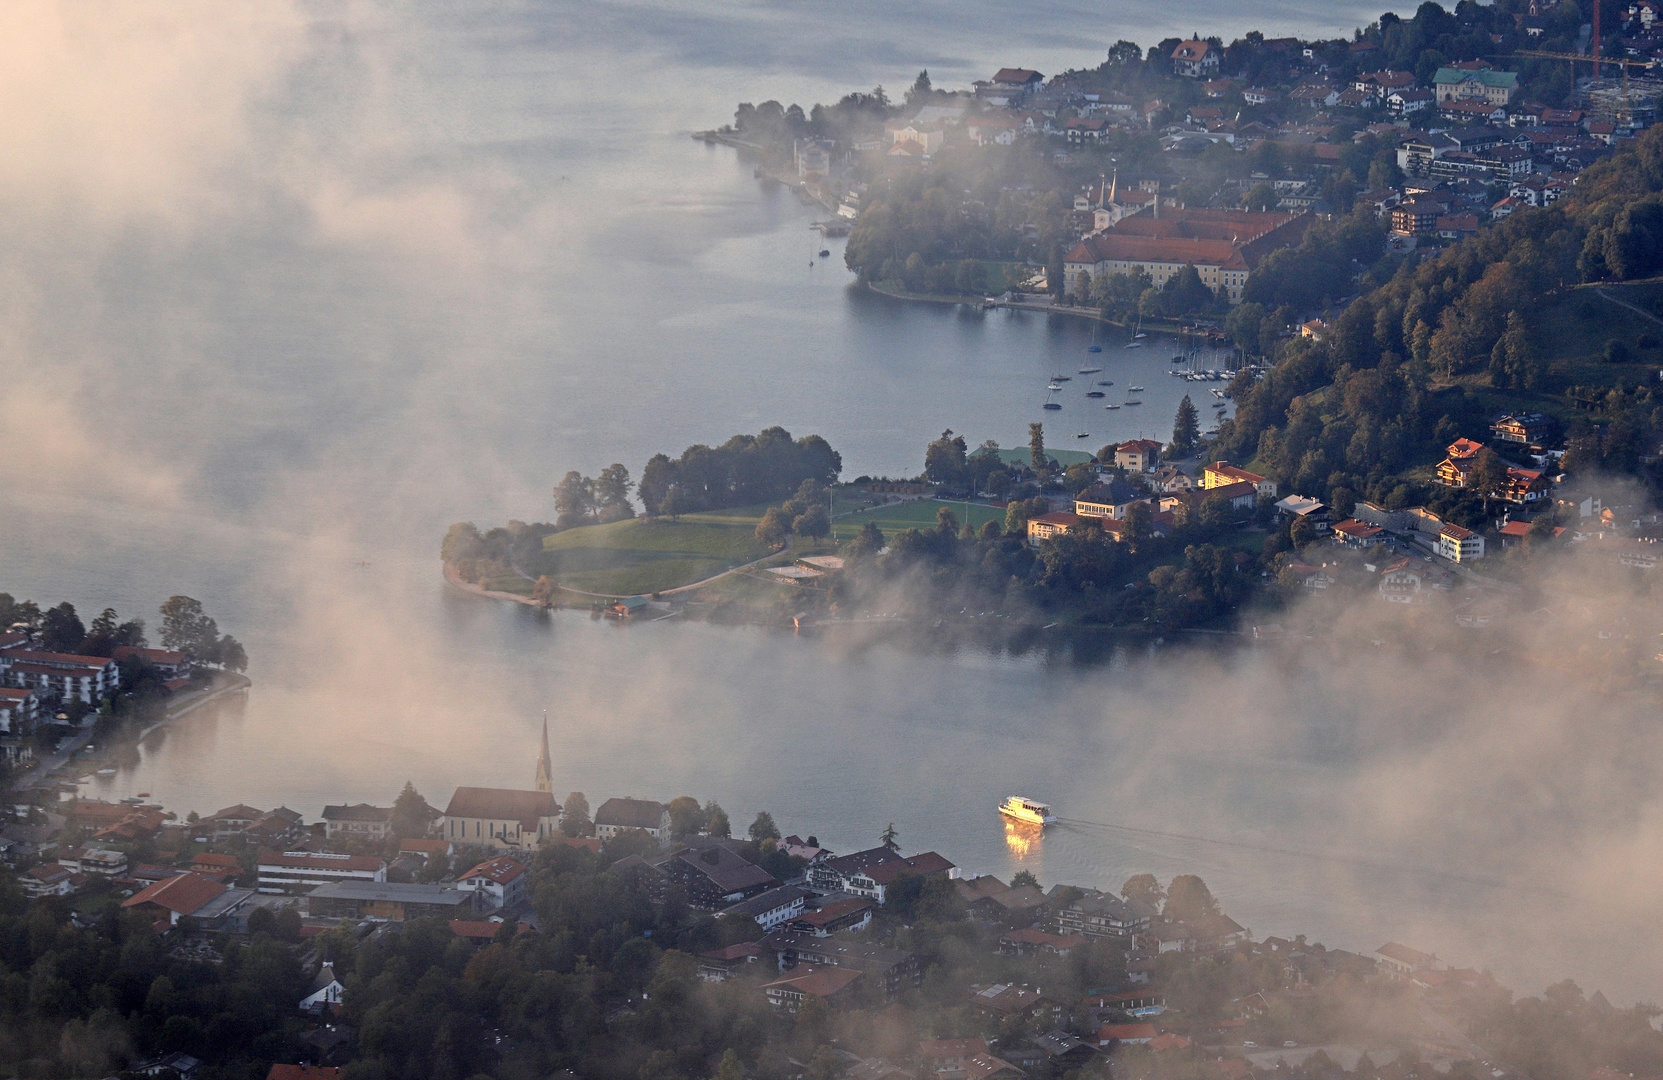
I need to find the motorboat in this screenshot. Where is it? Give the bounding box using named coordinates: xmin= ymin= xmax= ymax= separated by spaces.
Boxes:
xmin=1129 ymin=385 xmax=1144 ymax=391
xmin=999 ymin=795 xmax=1056 ymax=826
xmin=1043 ymin=402 xmax=1062 ymax=410
xmin=1047 ymin=384 xmax=1064 ymax=391
xmin=1124 ymin=399 xmax=1142 ymax=405
xmin=1079 ymin=367 xmax=1102 ymax=374
xmin=1105 ymin=403 xmax=1121 ymax=409
xmin=1097 ymin=380 xmax=1113 ymax=386
xmin=819 ymin=249 xmax=831 ymax=257
xmin=1087 ymin=345 xmax=1103 ymax=353
xmin=1075 ymin=432 xmax=1091 ymax=438
xmin=1051 ymin=375 xmax=1072 ymax=381
xmin=1086 ymin=391 xmax=1105 ymax=398
xmin=1123 ymin=341 xmax=1143 ymax=349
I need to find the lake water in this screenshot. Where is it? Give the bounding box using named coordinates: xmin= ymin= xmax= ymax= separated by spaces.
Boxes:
xmin=1 ymin=0 xmax=1658 ymax=1003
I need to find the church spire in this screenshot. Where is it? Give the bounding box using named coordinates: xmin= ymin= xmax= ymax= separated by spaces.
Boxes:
xmin=535 ymin=711 xmax=553 ymax=794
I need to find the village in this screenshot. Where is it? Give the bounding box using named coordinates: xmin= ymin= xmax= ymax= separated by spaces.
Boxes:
xmin=0 ymin=723 xmax=1543 ymax=1080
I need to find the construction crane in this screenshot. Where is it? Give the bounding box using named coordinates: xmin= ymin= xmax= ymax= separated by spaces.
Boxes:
xmin=1508 ymin=50 xmax=1656 ymax=122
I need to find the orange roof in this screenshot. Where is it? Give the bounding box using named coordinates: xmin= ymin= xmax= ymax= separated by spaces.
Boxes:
xmin=192 ymin=853 xmax=241 ymax=869
xmin=1099 ymin=1022 xmax=1158 ymax=1041
xmin=1148 ymin=1033 xmax=1192 ymax=1051
xmin=449 ymin=920 xmax=508 ymax=940
xmin=765 ymin=965 xmax=863 ymax=997
xmin=459 ymin=855 xmax=527 ymax=884
xmin=122 ymin=872 xmax=227 ymax=916
xmin=268 ymin=1067 xmax=343 ymax=1080
xmin=1030 ymin=511 xmax=1085 ymax=527
xmin=1447 ymin=438 xmax=1484 ymax=459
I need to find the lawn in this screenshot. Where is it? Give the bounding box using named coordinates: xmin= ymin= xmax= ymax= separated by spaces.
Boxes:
xmin=1526 ymin=281 xmax=1663 ymax=394
xmin=526 ymin=504 xmax=777 ymax=596
xmin=832 ymin=498 xmax=1008 ymax=540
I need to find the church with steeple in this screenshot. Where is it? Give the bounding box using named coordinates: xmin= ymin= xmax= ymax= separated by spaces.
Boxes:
xmin=535 ymin=713 xmax=553 ymax=794
xmin=437 ymin=716 xmax=562 ymax=851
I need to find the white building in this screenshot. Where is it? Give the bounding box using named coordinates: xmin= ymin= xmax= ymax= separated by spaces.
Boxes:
xmin=455 ymin=855 xmax=529 ymax=910
xmin=256 ymin=850 xmax=387 ymax=895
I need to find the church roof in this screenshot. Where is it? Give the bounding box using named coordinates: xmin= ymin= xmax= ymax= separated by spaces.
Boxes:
xmin=444 ymin=787 xmax=559 ymax=827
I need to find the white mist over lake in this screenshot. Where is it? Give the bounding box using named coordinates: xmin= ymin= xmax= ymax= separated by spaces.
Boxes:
xmin=1 ymin=0 xmax=1659 ymax=1005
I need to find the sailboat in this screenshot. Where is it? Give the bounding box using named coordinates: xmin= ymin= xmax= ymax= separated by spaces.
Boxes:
xmin=1124 ymin=313 xmax=1144 ymax=348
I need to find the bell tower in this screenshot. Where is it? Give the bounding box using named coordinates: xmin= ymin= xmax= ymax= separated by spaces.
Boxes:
xmin=534 ymin=712 xmax=553 ymax=794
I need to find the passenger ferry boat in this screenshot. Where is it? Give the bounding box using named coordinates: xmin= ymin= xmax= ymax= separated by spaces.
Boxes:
xmin=998 ymin=795 xmax=1056 ymax=826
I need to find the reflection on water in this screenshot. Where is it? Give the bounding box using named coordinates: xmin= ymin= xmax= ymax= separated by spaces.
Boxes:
xmin=1004 ymin=818 xmax=1043 ymax=859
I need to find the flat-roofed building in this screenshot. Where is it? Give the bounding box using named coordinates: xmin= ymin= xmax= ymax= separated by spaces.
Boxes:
xmin=305 ymin=880 xmax=477 ymax=922
xmin=257 ymin=850 xmax=387 ymax=895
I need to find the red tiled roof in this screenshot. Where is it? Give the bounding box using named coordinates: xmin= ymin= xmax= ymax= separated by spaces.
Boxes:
xmin=1099 ymin=1022 xmax=1158 ymax=1041
xmin=0 ymin=647 xmax=113 ymax=667
xmin=459 ymin=855 xmax=527 ymax=884
xmin=449 ymin=920 xmax=507 ymax=940
xmin=113 ymin=646 xmax=188 ymax=665
xmin=122 ymin=872 xmax=228 ymax=916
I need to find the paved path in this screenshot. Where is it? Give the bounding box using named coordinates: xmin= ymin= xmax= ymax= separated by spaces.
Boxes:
xmin=459 ymin=536 xmax=801 ymax=605
xmin=1596 ymin=286 xmax=1663 ymax=326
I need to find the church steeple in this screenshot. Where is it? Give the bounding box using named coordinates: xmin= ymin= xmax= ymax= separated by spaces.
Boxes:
xmin=535 ymin=711 xmax=553 ymax=794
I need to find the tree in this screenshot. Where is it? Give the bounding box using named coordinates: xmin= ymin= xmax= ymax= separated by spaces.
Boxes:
xmin=1164 ymin=874 xmax=1220 ymax=922
xmin=703 ymin=800 xmax=731 ymax=838
xmin=158 ymin=596 xmax=223 ymax=663
xmin=905 ymin=69 xmax=933 ymax=107
xmin=716 ymin=1049 xmax=745 ymax=1080
xmin=1242 ymin=181 xmax=1278 ymax=212
xmin=390 ymin=781 xmax=438 ymax=839
xmin=40 ymin=603 xmax=86 ymax=654
xmin=1010 ymin=869 xmax=1040 ymax=890
xmin=1121 ymin=500 xmax=1153 ymax=551
xmin=846 ymin=521 xmax=885 ymax=562
xmin=554 ymin=470 xmax=597 ymax=525
xmin=561 ymin=791 xmax=592 ymax=837
xmin=793 ymin=505 xmax=830 ymax=539
xmin=666 ymin=796 xmax=705 ymax=839
xmin=595 ymin=463 xmax=635 ymax=519
xmin=880 ymin=822 xmax=900 ymax=850
xmin=748 ymin=811 xmax=780 ymax=843
xmin=756 ymin=507 xmax=792 ymax=547
xmin=924 ymin=429 xmax=970 ymax=486
xmin=1029 ymin=422 xmax=1047 ymax=471
xmin=1468 ymin=447 xmax=1511 ymax=502
xmin=531 ymin=576 xmax=554 ymax=605
xmin=1121 ymin=873 xmax=1164 ymax=909
xmin=1172 ymin=395 xmax=1201 ymax=457
xmin=660 ymin=483 xmax=692 ymax=521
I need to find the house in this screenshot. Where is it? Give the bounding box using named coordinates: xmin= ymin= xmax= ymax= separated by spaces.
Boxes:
xmin=1052 ymin=887 xmax=1155 ymax=938
xmin=1436 ymin=523 xmax=1485 ymax=562
xmin=1027 ymin=511 xmax=1084 ymax=546
xmin=456 ymin=855 xmax=530 ymax=910
xmin=955 ymin=875 xmax=1047 ymax=926
xmin=191 ymin=852 xmax=241 ymax=877
xmin=1332 ymin=519 xmax=1384 ymax=546
xmin=1075 ymin=479 xmax=1152 ymax=520
xmin=1387 ymin=87 xmax=1435 ymax=116
xmin=1160 ymin=481 xmax=1257 ymax=524
xmin=721 ymin=884 xmax=812 ymax=929
xmin=698 ymin=941 xmax=762 ymax=981
xmin=137 ymin=1053 xmax=203 ymax=1079
xmin=1202 ymin=461 xmax=1276 ymax=497
xmin=60 ymin=846 xmax=127 ymax=876
xmin=122 ymin=871 xmax=253 ymax=929
xmin=1493 ymin=411 xmax=1554 ymax=444
xmin=299 ymin=963 xmax=345 ymax=1011
xmin=244 ymin=807 xmax=307 ymax=849
xmin=257 ymin=851 xmax=387 ymax=895
xmin=1171 ymin=40 xmax=1220 ymax=78
xmin=593 ymin=797 xmax=670 ymax=839
xmin=0 ymin=648 xmax=119 ymax=704
xmin=320 ymin=803 xmax=391 ymax=841
xmin=1149 ymin=465 xmax=1194 ymax=492
xmin=998 ymin=928 xmax=1090 ymax=957
xmin=1063 ymin=208 xmax=1313 ymax=303
xmin=763 ymin=965 xmax=863 ymax=1012
xmin=1374 ymin=941 xmax=1444 ymax=978
xmin=303 ymin=880 xmax=477 ymax=921
xmin=608 ymin=595 xmax=651 ymax=619
xmin=762 ymin=931 xmax=924 ymax=995
xmin=1097 ymin=1022 xmax=1158 ymax=1047
xmin=1113 ymin=439 xmax=1162 ymax=471
xmin=112 ymin=645 xmax=189 ymax=679
xmin=1300 ymin=318 xmax=1328 ymax=340
xmin=1283 ymin=561 xmax=1337 ymax=588
xmin=785 ymin=896 xmax=874 ymax=935
xmin=0 ymin=687 xmax=38 ymax=734
xmin=780 ymin=834 xmax=832 ymax=863
xmin=1273 ymin=495 xmax=1332 ymax=530
xmin=809 ymin=846 xmax=958 ymax=903
xmin=1392 ymin=198 xmax=1450 ymax=233
xmin=1027 ymin=1030 xmax=1095 ymax=1073
xmin=661 ymin=841 xmax=777 ymax=906
xmin=442 ymin=787 xmax=562 ymax=850
xmin=1398 ymin=132 xmax=1457 ymax=175
xmin=990 ymin=68 xmax=1045 ymax=101
xmin=919 ymin=1039 xmax=991 ymax=1078
xmin=969 ymin=983 xmax=1064 ymax=1026
xmin=1503 ymin=467 xmax=1551 ymax=505
xmin=20 ymin=862 xmax=84 ymax=898
xmin=1242 ymin=87 xmax=1278 ymax=106
xmin=199 ymin=803 xmax=264 ymax=840
xmin=959 ymin=1057 xmax=1027 ymax=1080
xmin=1379 ymin=557 xmax=1426 ymax=602
xmin=1434 ymin=66 xmax=1518 ymax=105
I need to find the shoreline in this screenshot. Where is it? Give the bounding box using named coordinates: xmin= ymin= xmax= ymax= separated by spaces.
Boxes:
xmin=862 ymin=281 xmax=1203 ymax=336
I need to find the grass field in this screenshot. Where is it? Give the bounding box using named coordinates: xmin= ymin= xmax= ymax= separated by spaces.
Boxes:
xmin=525 ymin=504 xmax=778 ymax=596
xmin=831 ymin=497 xmax=1007 ymax=540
